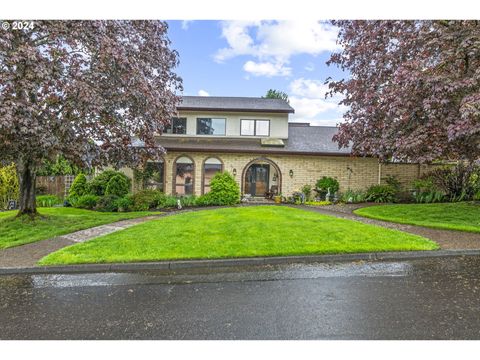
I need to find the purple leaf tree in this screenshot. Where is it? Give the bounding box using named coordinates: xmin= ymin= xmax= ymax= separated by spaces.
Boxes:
xmin=0 ymin=21 xmax=182 ymax=216
xmin=327 ymin=20 xmax=480 ymax=163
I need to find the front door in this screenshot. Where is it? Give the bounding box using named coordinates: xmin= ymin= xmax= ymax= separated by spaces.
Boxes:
xmin=245 ymin=164 xmax=269 ymax=196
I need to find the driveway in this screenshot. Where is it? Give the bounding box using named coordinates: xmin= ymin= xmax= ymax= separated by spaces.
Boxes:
xmin=1 ymin=255 xmax=480 ymax=339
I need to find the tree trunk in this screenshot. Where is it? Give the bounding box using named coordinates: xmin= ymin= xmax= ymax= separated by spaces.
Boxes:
xmin=16 ymin=160 xmax=38 ymax=217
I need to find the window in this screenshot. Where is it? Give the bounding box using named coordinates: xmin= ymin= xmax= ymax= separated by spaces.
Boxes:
xmin=203 ymin=158 xmax=223 ymax=194
xmin=141 ymin=160 xmax=164 ymax=191
xmin=165 ymin=117 xmax=187 ymax=134
xmin=196 ymin=118 xmax=226 ymax=135
xmin=240 ymin=119 xmax=270 ymax=136
xmin=174 ymin=156 xmax=194 ymax=195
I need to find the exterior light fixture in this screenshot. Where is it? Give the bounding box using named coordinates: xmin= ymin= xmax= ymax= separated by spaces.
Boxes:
xmin=232 ymin=168 xmax=237 ymax=176
xmin=289 ymin=169 xmax=294 ymax=177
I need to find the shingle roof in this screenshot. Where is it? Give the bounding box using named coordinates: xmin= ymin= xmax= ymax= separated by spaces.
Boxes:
xmin=177 ymin=96 xmax=295 ymax=113
xmin=154 ymin=124 xmax=351 ymax=156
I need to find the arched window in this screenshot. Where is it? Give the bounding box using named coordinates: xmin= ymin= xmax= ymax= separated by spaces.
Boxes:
xmin=174 ymin=156 xmax=194 ymax=195
xmin=203 ymin=157 xmax=223 ymax=194
xmin=141 ymin=159 xmax=165 ymax=192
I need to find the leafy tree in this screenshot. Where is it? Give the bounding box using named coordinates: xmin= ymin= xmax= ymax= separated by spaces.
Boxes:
xmin=68 ymin=173 xmax=88 ymax=199
xmin=327 ymin=20 xmax=480 ymax=163
xmin=264 ymin=89 xmax=289 ymax=103
xmin=0 ymin=21 xmax=182 ymax=216
xmin=37 ymin=155 xmax=85 ymax=176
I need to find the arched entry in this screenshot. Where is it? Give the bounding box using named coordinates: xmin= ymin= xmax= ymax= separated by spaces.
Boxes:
xmin=242 ymin=157 xmax=281 ymax=197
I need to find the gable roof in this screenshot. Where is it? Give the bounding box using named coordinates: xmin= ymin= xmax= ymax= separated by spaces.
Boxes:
xmin=177 ymin=96 xmax=295 ymax=114
xmin=152 ymin=124 xmax=351 ymax=156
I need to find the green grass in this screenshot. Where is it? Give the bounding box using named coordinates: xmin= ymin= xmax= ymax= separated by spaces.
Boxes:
xmin=354 ymin=202 xmax=480 ymax=233
xmin=0 ymin=207 xmax=160 ymax=249
xmin=39 ymin=206 xmax=438 ymax=265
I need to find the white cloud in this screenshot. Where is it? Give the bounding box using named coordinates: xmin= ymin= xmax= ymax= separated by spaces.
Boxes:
xmin=214 ymin=20 xmax=339 ymax=77
xmin=181 ymin=20 xmax=193 ymax=30
xmin=304 ymin=62 xmax=315 ymax=72
xmin=197 ymin=89 xmax=210 ymax=96
xmin=288 ymin=78 xmax=346 ymax=126
xmin=243 ymin=60 xmax=291 ymax=77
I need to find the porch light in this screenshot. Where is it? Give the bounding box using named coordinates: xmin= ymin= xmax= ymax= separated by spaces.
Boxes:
xmin=289 ymin=169 xmax=294 ymax=178
xmin=232 ymin=168 xmax=237 ymax=176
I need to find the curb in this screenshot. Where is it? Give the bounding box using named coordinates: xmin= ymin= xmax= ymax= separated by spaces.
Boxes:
xmin=2 ymin=249 xmax=480 ymax=275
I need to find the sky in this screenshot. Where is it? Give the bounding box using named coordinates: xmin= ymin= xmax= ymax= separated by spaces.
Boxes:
xmin=166 ymin=20 xmax=348 ymax=127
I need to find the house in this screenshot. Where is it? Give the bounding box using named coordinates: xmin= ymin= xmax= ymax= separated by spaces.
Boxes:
xmin=122 ymin=96 xmax=439 ymax=197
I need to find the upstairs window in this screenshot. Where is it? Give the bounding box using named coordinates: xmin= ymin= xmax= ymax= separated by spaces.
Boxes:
xmin=196 ymin=118 xmax=226 ymax=135
xmin=165 ymin=117 xmax=187 ymax=134
xmin=240 ymin=119 xmax=270 ymax=136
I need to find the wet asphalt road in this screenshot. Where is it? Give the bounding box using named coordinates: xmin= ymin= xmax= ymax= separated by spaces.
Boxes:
xmin=1 ymin=256 xmax=480 ymax=339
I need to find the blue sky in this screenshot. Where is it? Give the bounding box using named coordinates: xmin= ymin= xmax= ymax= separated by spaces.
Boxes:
xmin=166 ymin=20 xmax=347 ymax=126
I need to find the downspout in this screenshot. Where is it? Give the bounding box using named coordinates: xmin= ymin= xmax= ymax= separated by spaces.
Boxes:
xmin=378 ymin=161 xmax=382 ymax=185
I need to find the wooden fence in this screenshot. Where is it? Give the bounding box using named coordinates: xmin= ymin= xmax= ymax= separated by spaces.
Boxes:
xmin=36 ymin=175 xmax=76 ymax=199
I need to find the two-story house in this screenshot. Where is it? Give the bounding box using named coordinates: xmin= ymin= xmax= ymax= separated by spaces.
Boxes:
xmin=123 ymin=96 xmax=439 ymax=198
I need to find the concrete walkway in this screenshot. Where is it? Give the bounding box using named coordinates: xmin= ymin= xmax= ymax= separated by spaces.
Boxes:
xmin=0 ymin=215 xmax=163 ymax=268
xmin=294 ymin=204 xmax=480 ymax=250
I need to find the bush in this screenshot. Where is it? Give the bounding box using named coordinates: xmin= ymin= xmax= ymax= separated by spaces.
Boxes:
xmin=412 ymin=177 xmax=445 ymax=203
xmin=178 ymin=195 xmax=197 ymax=208
xmin=315 ymin=176 xmax=340 ymax=199
xmin=365 ymin=184 xmax=397 ymax=203
xmin=71 ymin=194 xmax=99 ymax=209
xmin=95 ymin=195 xmax=120 ymax=212
xmin=105 ymin=175 xmax=130 ymax=197
xmin=305 ymin=200 xmax=332 ymax=206
xmin=36 ymin=195 xmax=62 ymax=207
xmin=384 ymin=175 xmax=402 ymax=192
xmin=301 ymin=184 xmax=313 ymax=201
xmin=196 ymin=194 xmax=216 ymax=207
xmin=87 ymin=170 xmax=131 ymax=196
xmin=131 ymin=189 xmax=163 ymax=211
xmin=69 ymin=173 xmax=88 ymax=199
xmin=199 ymin=172 xmax=240 ymax=206
xmin=0 ymin=163 xmax=19 ymax=210
xmin=428 ymin=163 xmax=480 ymax=202
xmin=341 ymin=189 xmax=366 ymax=204
xmin=114 ymin=196 xmax=134 ymax=212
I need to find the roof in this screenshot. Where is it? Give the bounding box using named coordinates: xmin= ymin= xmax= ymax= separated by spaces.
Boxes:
xmin=153 ymin=124 xmax=351 ymax=156
xmin=177 ymin=96 xmax=295 ymax=114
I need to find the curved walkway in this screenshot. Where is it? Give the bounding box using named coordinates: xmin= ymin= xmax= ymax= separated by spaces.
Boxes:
xmin=294 ymin=204 xmax=480 ymax=250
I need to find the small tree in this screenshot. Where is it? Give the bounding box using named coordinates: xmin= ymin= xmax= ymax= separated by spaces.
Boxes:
xmin=68 ymin=174 xmax=88 ymax=199
xmin=264 ymin=89 xmax=289 ymax=103
xmin=0 ymin=20 xmax=182 ymax=217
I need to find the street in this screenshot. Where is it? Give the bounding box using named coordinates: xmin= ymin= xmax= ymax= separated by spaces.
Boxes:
xmin=1 ymin=256 xmax=480 ymax=339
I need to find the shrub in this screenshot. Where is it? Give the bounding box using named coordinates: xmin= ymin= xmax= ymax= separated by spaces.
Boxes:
xmin=384 ymin=175 xmax=402 ymax=192
xmin=196 ymin=194 xmax=216 ymax=207
xmin=69 ymin=173 xmax=88 ymax=199
xmin=178 ymin=195 xmax=197 ymax=207
xmin=305 ymin=200 xmax=332 ymax=206
xmin=96 ymin=195 xmax=120 ymax=212
xmin=341 ymin=189 xmax=366 ymax=204
xmin=131 ymin=189 xmax=163 ymax=211
xmin=200 ymin=172 xmax=240 ymax=206
xmin=0 ymin=163 xmax=19 ymax=210
xmin=156 ymin=193 xmax=179 ymax=209
xmin=114 ymin=196 xmax=134 ymax=212
xmin=365 ymin=184 xmax=397 ymax=203
xmin=412 ymin=177 xmax=445 ymax=203
xmin=428 ymin=163 xmax=480 ymax=202
xmin=87 ymin=170 xmax=131 ymax=196
xmin=105 ymin=175 xmax=130 ymax=197
xmin=301 ymin=184 xmax=313 ymax=201
xmin=315 ymin=176 xmax=340 ymax=199
xmin=71 ymin=194 xmax=99 ymax=209
xmin=36 ymin=195 xmax=62 ymax=207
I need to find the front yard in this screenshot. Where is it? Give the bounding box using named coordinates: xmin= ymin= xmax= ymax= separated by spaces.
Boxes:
xmin=39 ymin=206 xmax=438 ymax=265
xmin=354 ymin=202 xmax=480 ymax=233
xmin=0 ymin=208 xmax=160 ymax=249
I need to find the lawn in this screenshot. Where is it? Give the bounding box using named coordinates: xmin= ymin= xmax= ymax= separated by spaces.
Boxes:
xmin=354 ymin=202 xmax=480 ymax=233
xmin=0 ymin=207 xmax=160 ymax=249
xmin=39 ymin=206 xmax=438 ymax=265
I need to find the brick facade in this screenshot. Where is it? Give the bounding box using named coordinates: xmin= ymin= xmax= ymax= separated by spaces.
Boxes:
xmin=122 ymin=151 xmax=442 ymax=196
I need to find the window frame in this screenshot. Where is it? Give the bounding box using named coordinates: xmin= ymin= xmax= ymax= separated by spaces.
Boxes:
xmin=164 ymin=117 xmax=187 ymax=135
xmin=172 ymin=155 xmax=195 ymax=195
xmin=202 ymin=157 xmax=224 ymax=194
xmin=240 ymin=119 xmax=271 ymax=137
xmin=196 ymin=117 xmax=226 ymax=136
